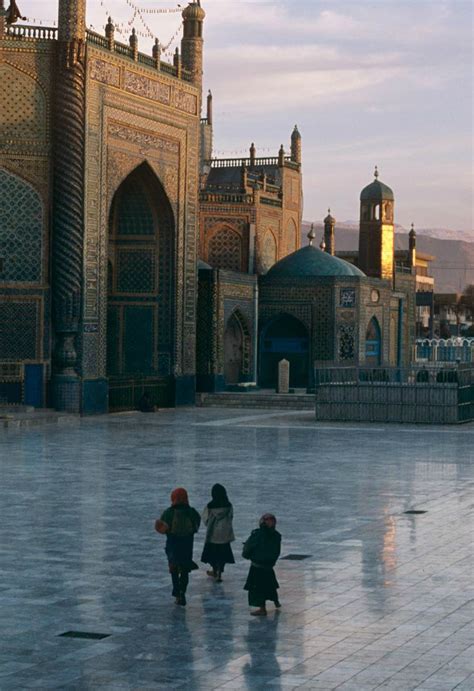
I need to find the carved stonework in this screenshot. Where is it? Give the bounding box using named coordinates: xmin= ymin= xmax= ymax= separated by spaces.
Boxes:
xmin=173 ymin=88 xmax=197 ymax=115
xmin=123 ymin=70 xmax=170 ymax=105
xmin=83 ymin=82 xmax=198 ymax=378
xmin=108 ymin=123 xmax=179 ymax=156
xmin=90 ymin=58 xmax=120 ymax=87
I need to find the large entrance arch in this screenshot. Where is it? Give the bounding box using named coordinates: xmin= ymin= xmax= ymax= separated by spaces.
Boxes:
xmin=259 ymin=314 xmax=309 ymax=388
xmin=107 ymin=163 xmax=174 ymax=409
xmin=365 ymin=317 xmax=382 ymax=366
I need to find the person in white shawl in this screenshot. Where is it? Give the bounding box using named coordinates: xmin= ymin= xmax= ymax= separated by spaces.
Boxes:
xmin=201 ymin=484 xmax=235 ymax=582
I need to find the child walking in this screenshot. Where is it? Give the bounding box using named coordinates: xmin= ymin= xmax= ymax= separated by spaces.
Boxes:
xmin=242 ymin=513 xmax=281 ymax=616
xmin=155 ymin=487 xmax=201 ymax=606
xmin=201 ymin=484 xmax=235 ymax=582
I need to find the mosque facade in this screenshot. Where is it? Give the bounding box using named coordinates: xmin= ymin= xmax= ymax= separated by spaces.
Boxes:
xmin=0 ymin=0 xmax=419 ymax=412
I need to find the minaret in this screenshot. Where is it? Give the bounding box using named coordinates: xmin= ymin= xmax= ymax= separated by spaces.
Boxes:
xmin=358 ymin=167 xmax=395 ymax=282
xmin=291 ymin=125 xmax=302 ymax=165
xmin=181 ymin=2 xmax=205 ymax=91
xmin=51 ymin=0 xmax=86 ymax=409
xmin=409 ymin=223 xmax=416 ymax=269
xmin=324 ymin=209 xmax=336 ymax=255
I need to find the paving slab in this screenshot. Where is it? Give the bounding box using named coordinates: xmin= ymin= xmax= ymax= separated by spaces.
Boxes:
xmin=0 ymin=407 xmax=473 ymax=689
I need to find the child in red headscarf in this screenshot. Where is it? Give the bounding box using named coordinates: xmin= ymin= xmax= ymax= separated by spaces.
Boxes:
xmin=242 ymin=513 xmax=281 ymax=616
xmin=155 ymin=488 xmax=201 ymax=606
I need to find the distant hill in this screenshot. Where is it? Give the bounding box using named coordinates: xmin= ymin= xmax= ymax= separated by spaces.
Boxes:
xmin=302 ymin=221 xmax=474 ymax=293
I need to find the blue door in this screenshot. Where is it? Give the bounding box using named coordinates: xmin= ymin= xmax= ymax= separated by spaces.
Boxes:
xmin=24 ymin=364 xmax=44 ymax=407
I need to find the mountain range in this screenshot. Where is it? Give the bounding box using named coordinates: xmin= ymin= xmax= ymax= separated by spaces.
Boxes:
xmin=302 ymin=221 xmax=474 ymax=293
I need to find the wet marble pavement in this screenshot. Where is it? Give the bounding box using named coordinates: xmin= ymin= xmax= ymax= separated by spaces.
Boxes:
xmin=0 ymin=408 xmax=473 ymax=690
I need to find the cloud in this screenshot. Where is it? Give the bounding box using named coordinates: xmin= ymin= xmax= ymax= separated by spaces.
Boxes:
xmin=18 ymin=0 xmax=473 ymax=229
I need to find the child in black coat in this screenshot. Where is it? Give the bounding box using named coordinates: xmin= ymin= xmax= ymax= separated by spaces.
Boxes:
xmin=242 ymin=513 xmax=281 ymax=616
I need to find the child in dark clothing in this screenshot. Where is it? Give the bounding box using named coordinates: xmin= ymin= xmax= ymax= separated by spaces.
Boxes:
xmin=155 ymin=487 xmax=201 ymax=606
xmin=242 ymin=513 xmax=281 ymax=616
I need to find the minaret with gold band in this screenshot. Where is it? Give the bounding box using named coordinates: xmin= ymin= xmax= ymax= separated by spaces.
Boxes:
xmin=358 ymin=167 xmax=395 ymax=282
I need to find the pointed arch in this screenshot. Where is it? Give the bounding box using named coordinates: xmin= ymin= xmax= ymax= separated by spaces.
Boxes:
xmin=260 ymin=230 xmax=277 ymax=273
xmin=365 ymin=316 xmax=382 ymax=365
xmin=107 ymin=163 xmax=175 ymax=389
xmin=224 ymin=308 xmax=251 ymax=384
xmin=259 ymin=312 xmax=309 ymax=388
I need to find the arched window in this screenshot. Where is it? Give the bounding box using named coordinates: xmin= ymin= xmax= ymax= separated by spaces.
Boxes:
xmin=107 ymin=163 xmax=174 ymax=383
xmin=208 ymin=227 xmax=242 ymax=271
xmin=260 ymin=231 xmax=277 ymax=273
xmin=0 ymin=168 xmax=43 ymax=283
xmin=224 ymin=310 xmax=251 ymax=384
xmin=365 ymin=317 xmax=382 ymax=365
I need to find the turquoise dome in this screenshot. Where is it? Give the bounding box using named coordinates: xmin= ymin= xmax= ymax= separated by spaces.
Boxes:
xmin=266 ymin=245 xmax=365 ymax=278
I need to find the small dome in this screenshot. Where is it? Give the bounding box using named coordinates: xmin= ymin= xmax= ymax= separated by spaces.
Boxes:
xmin=182 ymin=2 xmax=206 ymax=21
xmin=324 ymin=208 xmax=335 ymax=224
xmin=291 ymin=125 xmax=301 ymax=140
xmin=266 ymin=245 xmax=365 ymax=279
xmin=360 ymin=168 xmax=394 ymax=202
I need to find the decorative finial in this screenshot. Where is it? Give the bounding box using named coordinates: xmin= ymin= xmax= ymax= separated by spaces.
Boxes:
xmin=374 ymin=165 xmax=379 ymax=179
xmin=410 ymin=222 xmax=416 ymax=235
xmin=307 ymin=223 xmax=316 ymax=246
xmin=319 ymin=237 xmax=326 ymax=251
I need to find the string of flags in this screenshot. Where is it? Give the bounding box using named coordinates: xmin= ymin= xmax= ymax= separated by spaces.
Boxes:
xmin=122 ymin=0 xmax=181 ymax=14
xmin=97 ymin=0 xmax=183 ymax=56
xmin=96 ymin=0 xmax=183 ymax=58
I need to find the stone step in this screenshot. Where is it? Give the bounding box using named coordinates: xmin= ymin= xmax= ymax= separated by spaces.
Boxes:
xmin=0 ymin=409 xmax=77 ymax=429
xmin=197 ymin=392 xmax=314 ymax=410
xmin=0 ymin=405 xmax=35 ymax=413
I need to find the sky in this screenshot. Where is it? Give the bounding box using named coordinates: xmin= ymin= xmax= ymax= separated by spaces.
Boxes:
xmin=23 ymin=0 xmax=473 ymax=232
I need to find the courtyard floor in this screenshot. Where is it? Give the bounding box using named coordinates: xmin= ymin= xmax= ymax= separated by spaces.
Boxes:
xmin=0 ymin=408 xmax=473 ymax=690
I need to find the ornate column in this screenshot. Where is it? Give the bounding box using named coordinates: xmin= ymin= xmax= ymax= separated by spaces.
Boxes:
xmin=51 ymin=0 xmax=86 ymax=411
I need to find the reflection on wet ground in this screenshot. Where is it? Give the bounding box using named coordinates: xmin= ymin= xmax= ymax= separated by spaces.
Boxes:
xmin=0 ymin=408 xmax=473 ymax=689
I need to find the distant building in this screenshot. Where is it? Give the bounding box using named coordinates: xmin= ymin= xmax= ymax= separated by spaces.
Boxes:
xmin=433 ymin=294 xmax=474 ymax=337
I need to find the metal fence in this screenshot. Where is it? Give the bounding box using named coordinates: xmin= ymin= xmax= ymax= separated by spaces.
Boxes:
xmin=415 ymin=338 xmax=474 ymax=363
xmin=314 ymin=364 xmax=474 ymax=424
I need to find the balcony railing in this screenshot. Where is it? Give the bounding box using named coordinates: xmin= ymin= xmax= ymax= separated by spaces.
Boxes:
xmin=4 ymin=24 xmax=57 ymax=40
xmin=206 ymin=156 xmax=293 ymax=169
xmin=2 ymin=25 xmax=192 ymax=83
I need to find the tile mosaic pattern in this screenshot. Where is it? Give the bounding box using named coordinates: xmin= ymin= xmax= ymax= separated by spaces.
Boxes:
xmin=0 ymin=409 xmax=473 ymax=689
